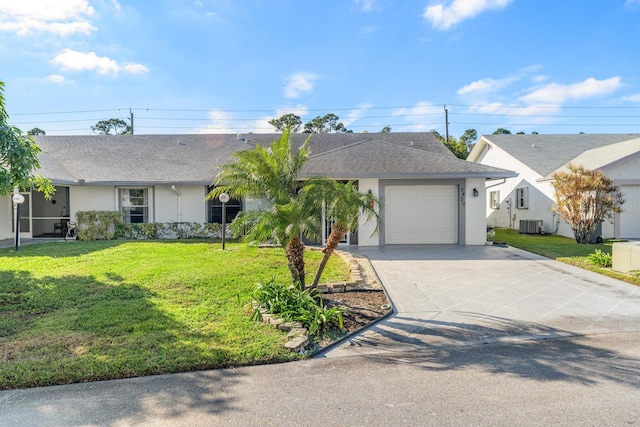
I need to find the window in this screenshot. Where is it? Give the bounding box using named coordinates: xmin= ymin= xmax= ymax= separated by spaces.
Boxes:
xmin=120 ymin=188 xmax=148 ymax=223
xmin=516 ymin=187 xmax=528 ymax=209
xmin=489 ymin=191 xmax=500 ymax=209
xmin=208 ymin=187 xmax=242 ymax=224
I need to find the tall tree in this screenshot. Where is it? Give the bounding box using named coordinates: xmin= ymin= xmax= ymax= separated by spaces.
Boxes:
xmin=0 ymin=81 xmax=54 ymax=198
xmin=459 ymin=128 xmax=477 ymax=152
xmin=91 ymin=118 xmax=131 ymax=135
xmin=310 ymin=180 xmax=380 ymax=287
xmin=380 ymin=126 xmax=391 ymax=133
xmin=431 ymin=129 xmax=469 ymax=160
xmin=27 ymin=127 xmax=46 ymax=136
xmin=552 ymin=164 xmax=624 ymax=244
xmin=303 ymin=114 xmax=352 ymax=133
xmin=268 ymin=113 xmax=302 ymax=133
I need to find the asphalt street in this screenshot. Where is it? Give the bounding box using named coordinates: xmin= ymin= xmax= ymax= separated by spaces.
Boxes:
xmin=1 ymin=332 xmax=639 ymax=426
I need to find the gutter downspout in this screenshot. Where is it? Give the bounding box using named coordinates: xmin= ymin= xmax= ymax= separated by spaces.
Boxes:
xmin=171 ymin=185 xmax=182 ymax=222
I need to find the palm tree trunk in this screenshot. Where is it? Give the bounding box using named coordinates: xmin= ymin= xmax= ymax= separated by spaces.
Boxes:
xmin=286 ymin=236 xmax=306 ymax=289
xmin=311 ymin=222 xmax=349 ymax=288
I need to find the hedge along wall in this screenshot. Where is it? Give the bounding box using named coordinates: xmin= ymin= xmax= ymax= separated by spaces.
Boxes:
xmin=75 ymin=210 xmax=223 ymax=240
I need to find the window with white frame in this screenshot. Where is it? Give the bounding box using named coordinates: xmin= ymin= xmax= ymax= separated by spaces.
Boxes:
xmin=119 ymin=188 xmax=149 ymax=223
xmin=490 ymin=190 xmax=500 ymax=209
xmin=516 ymin=187 xmax=528 ymax=209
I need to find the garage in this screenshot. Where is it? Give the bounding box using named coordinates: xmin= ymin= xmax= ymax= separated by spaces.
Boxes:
xmin=384 ymin=185 xmax=458 ymax=244
xmin=620 ymin=185 xmax=640 ymax=239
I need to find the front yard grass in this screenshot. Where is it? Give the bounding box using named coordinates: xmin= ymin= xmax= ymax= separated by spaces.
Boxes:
xmin=494 ymin=228 xmax=640 ymax=286
xmin=0 ymin=240 xmax=350 ymax=390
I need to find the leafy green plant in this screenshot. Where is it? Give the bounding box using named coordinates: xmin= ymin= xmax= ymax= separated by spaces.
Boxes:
xmin=587 ymin=249 xmax=613 ymax=267
xmin=251 ymin=277 xmax=344 ymax=338
xmin=76 ymin=210 xmax=122 ymax=240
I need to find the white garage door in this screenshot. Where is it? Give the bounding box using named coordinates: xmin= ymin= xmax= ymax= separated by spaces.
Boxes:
xmin=620 ymin=185 xmax=640 ymax=239
xmin=385 ymin=185 xmax=458 ymax=244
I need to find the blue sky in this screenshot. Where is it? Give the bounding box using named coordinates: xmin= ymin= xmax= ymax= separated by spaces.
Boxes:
xmin=2 ymin=0 xmax=640 ymax=138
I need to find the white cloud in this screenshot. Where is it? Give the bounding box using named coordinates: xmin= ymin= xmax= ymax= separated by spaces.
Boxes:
xmin=355 ymin=0 xmax=378 ymax=12
xmin=50 ymin=49 xmax=148 ymax=76
xmin=457 ymin=78 xmax=501 ymax=95
xmin=392 ymin=101 xmax=443 ymax=131
xmin=518 ymin=77 xmax=622 ymax=105
xmin=342 ymin=103 xmax=374 ymax=127
xmin=622 ymin=93 xmax=640 ymax=102
xmin=0 ymin=0 xmax=96 ymax=36
xmin=284 ymin=72 xmax=318 ymax=99
xmin=423 ymin=0 xmax=512 ymax=31
xmin=46 ymin=74 xmax=67 ymax=83
xmin=457 ymin=66 xmax=543 ymax=97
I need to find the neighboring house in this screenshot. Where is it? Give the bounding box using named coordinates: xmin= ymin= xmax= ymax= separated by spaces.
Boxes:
xmin=0 ymin=132 xmax=514 ymax=246
xmin=467 ymin=134 xmax=640 ymax=240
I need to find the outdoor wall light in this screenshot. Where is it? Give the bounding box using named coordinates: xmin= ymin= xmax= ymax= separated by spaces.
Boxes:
xmin=473 ymin=188 xmax=479 ymax=197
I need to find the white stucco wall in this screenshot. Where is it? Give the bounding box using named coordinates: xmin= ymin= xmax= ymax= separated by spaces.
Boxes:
xmin=154 ymin=185 xmax=207 ymax=223
xmin=70 ymin=186 xmax=117 ymax=222
xmin=69 ymin=184 xmax=207 ymax=224
xmin=464 ymin=177 xmax=488 ymax=245
xmin=357 ymin=178 xmax=380 ymax=247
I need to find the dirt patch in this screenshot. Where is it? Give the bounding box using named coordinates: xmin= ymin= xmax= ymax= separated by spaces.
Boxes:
xmin=322 ymin=290 xmax=390 ymax=333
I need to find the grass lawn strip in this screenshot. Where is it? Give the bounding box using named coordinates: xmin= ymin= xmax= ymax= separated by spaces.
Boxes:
xmin=494 ymin=228 xmax=640 ymax=287
xmin=0 ymin=241 xmax=350 ymax=390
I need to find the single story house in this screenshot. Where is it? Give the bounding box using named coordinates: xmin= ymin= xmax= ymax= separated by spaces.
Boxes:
xmin=467 ymin=133 xmax=640 ymax=240
xmin=1 ymin=132 xmax=514 ymax=246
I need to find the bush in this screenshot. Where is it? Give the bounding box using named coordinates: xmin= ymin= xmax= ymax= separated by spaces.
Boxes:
xmin=76 ymin=211 xmax=122 ymax=240
xmin=250 ymin=277 xmax=344 ymax=338
xmin=75 ymin=214 xmax=223 ymax=241
xmin=587 ymin=249 xmax=612 ymax=268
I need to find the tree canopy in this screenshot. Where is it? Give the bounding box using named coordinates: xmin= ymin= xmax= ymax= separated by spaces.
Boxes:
xmin=268 ymin=113 xmax=302 ymax=133
xmin=303 ymin=113 xmax=352 ymax=133
xmin=27 ymin=127 xmax=46 ymax=136
xmin=552 ymin=164 xmax=624 ymax=244
xmin=91 ymin=118 xmax=132 ymax=135
xmin=431 ymin=129 xmax=472 ymax=159
xmin=0 ymin=81 xmax=54 ymax=198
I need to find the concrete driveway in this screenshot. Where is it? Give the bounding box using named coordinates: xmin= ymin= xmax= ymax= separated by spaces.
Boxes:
xmin=321 ymin=244 xmax=640 ymax=358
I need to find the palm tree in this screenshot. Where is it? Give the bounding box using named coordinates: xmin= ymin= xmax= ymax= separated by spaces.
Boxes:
xmin=208 ymin=130 xmax=325 ymax=288
xmin=310 ymin=181 xmax=381 ymax=287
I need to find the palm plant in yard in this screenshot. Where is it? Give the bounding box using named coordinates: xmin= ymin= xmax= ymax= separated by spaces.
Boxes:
xmin=208 ymin=130 xmax=323 ymax=288
xmin=311 ymin=180 xmax=381 ymax=287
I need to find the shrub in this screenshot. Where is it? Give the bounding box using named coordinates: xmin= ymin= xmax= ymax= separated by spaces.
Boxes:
xmin=250 ymin=277 xmax=344 ymax=338
xmin=76 ymin=211 xmax=122 ymax=240
xmin=587 ymin=249 xmax=612 ymax=268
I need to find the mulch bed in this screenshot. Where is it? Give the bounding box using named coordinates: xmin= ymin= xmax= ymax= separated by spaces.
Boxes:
xmin=322 ymin=290 xmax=390 ymax=333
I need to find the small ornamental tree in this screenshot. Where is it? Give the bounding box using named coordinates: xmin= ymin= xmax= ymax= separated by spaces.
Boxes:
xmin=551 ymin=164 xmax=624 ymax=244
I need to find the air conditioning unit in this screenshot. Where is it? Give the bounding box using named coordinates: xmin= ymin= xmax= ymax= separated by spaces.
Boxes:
xmin=519 ymin=220 xmax=543 ymax=234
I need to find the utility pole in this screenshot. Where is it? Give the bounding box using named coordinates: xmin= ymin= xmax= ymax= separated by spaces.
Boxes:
xmin=129 ymin=109 xmax=134 ymax=135
xmin=444 ymin=105 xmax=449 ymax=143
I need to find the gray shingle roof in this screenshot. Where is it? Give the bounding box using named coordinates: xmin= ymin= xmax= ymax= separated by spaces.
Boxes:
xmin=34 ymin=132 xmax=514 ymax=185
xmin=482 ymin=134 xmax=640 ymax=177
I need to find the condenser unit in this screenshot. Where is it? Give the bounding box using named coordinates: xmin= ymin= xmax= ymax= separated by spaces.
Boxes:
xmin=519 ymin=220 xmax=543 ymax=234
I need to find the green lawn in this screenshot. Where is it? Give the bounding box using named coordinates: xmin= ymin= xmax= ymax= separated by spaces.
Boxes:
xmin=494 ymin=228 xmax=640 ymax=286
xmin=0 ymin=240 xmax=350 ymax=390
